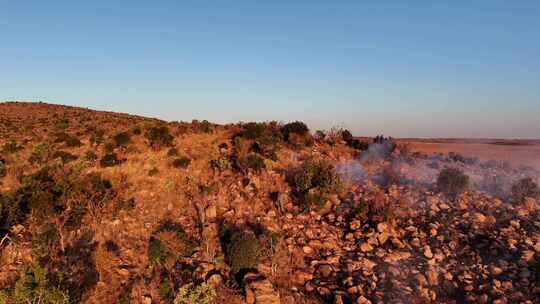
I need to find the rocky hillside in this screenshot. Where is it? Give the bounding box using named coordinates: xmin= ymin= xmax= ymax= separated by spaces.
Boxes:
xmin=0 ymin=102 xmax=539 ymax=304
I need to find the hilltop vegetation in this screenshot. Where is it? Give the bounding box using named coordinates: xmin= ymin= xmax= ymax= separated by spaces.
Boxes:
xmin=0 ymin=102 xmax=540 ymax=304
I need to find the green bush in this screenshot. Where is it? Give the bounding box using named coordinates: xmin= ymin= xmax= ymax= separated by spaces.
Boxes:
xmin=113 ymin=132 xmax=131 ymax=147
xmin=145 ymin=126 xmax=174 ymax=149
xmin=240 ymin=122 xmax=267 ymax=140
xmin=511 ymin=177 xmax=539 ymax=202
xmin=291 ymin=158 xmax=342 ymax=209
xmin=100 ymin=153 xmax=122 ymax=167
xmin=148 ymin=221 xmax=197 ymax=269
xmin=1 ymin=263 xmax=70 ymax=304
xmin=281 ymin=121 xmax=309 ymax=141
xmin=174 ymin=283 xmax=216 ymax=304
xmin=172 ymin=157 xmax=191 ymax=169
xmin=226 ymin=232 xmax=262 ymax=275
xmin=437 ymin=167 xmax=469 ymax=199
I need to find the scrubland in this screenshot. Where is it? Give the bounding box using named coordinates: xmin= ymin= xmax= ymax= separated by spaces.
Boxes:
xmin=1 ymin=102 xmax=539 ymax=304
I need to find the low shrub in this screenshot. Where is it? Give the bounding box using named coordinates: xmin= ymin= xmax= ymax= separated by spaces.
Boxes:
xmin=291 ymin=158 xmax=342 ymax=209
xmin=0 ymin=159 xmax=6 ymax=178
xmin=281 ymin=121 xmax=309 ymax=141
xmin=437 ymin=167 xmax=469 ymax=199
xmin=100 ymin=153 xmax=122 ymax=167
xmin=172 ymin=157 xmax=191 ymax=169
xmin=85 ymin=150 xmax=98 ymax=162
xmin=2 ymin=140 xmax=19 ymax=153
xmin=64 ymin=136 xmax=82 ymax=148
xmin=148 ymin=221 xmax=197 ymax=269
xmin=0 ymin=263 xmax=70 ymax=304
xmin=89 ymin=129 xmax=105 ymax=146
xmin=511 ymin=177 xmax=539 ymax=202
xmin=347 ymin=139 xmax=369 ymax=151
xmin=145 ymin=126 xmax=174 ymax=149
xmin=54 ymin=118 xmax=69 ymax=130
xmin=29 ymin=143 xmax=54 ymax=165
xmin=210 ymin=157 xmax=232 ymax=172
xmin=52 ymin=150 xmax=78 ymax=163
xmin=113 ymin=132 xmax=131 ymax=147
xmin=174 ymin=283 xmax=217 ymax=304
xmin=167 ymin=147 xmax=179 ymax=157
xmin=226 ymin=232 xmax=262 ymax=275
xmin=235 ymin=153 xmax=266 ymax=173
xmin=240 ymin=122 xmax=267 ymax=139
xmin=195 ymin=120 xmax=214 ymax=134
xmin=341 ymin=129 xmax=353 ymax=142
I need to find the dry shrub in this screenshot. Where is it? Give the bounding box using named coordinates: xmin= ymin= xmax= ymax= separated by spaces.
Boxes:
xmin=172 ymin=157 xmax=191 ymax=169
xmin=100 ymin=153 xmax=123 ymax=167
xmin=145 ymin=125 xmax=174 ymax=149
xmin=437 ymin=167 xmax=469 ymax=199
xmin=113 ymin=131 xmax=131 ymax=147
xmin=511 ymin=177 xmax=539 ymax=202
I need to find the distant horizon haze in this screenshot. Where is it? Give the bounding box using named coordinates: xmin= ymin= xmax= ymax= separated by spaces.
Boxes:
xmin=1 ymin=1 xmax=539 ymax=138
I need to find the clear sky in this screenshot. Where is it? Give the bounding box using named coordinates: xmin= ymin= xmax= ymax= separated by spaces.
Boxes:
xmin=1 ymin=1 xmax=539 ymax=138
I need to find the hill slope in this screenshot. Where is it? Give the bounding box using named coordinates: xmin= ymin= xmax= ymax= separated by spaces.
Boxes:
xmin=0 ymin=102 xmax=539 ymax=303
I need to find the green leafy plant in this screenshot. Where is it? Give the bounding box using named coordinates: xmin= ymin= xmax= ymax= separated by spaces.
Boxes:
xmin=226 ymin=232 xmax=262 ymax=275
xmin=1 ymin=264 xmax=70 ymax=304
xmin=291 ymin=158 xmax=343 ymax=209
xmin=174 ymin=283 xmax=216 ymax=304
xmin=280 ymin=121 xmax=309 ymax=141
xmin=148 ymin=221 xmax=197 ymax=270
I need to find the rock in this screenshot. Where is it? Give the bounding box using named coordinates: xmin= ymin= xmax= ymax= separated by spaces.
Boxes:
xmin=377 ymin=222 xmax=388 ymax=233
xmin=207 ymin=273 xmax=223 ymax=286
xmin=293 ymin=269 xmax=313 ymax=285
xmin=415 ymin=274 xmax=428 ymax=286
xmin=357 ymin=295 xmax=371 ymax=304
xmin=472 ymin=212 xmax=487 ymax=224
xmin=142 ymin=295 xmax=152 ymax=304
xmin=360 ymin=242 xmax=373 ymax=252
xmin=377 ymin=232 xmax=389 ymax=245
xmin=423 ymin=245 xmax=433 ymax=259
xmin=205 ymin=205 xmax=217 ymax=220
xmin=244 ymin=273 xmax=281 ymax=304
xmin=317 ymin=264 xmax=333 ymax=278
xmin=489 ymin=265 xmax=503 ymax=276
xmin=303 ymin=246 xmax=314 ymax=255
xmin=426 ymin=267 xmax=438 ymax=286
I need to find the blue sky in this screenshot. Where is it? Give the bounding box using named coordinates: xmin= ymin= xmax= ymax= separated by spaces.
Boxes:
xmin=1 ymin=1 xmax=539 ymax=138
